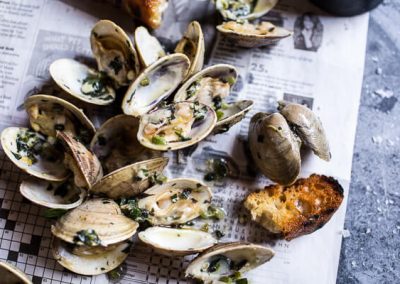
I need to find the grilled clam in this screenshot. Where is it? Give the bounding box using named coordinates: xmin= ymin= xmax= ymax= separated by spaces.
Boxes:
xmin=278 ymin=101 xmax=331 ymax=161
xmin=91 ymin=20 xmax=140 ymax=87
xmin=1 ymin=127 xmax=68 ymax=181
xmin=137 ymin=101 xmax=217 ymax=151
xmin=20 ymin=177 xmax=85 ymax=209
xmin=138 ymin=178 xmax=212 ymax=225
xmin=135 ymin=26 xmax=166 ymax=67
xmin=215 ymin=0 xmax=278 ymax=21
xmin=90 ymin=157 xmax=169 ymax=199
xmin=50 ymin=58 xmax=116 ymax=105
xmin=217 ymin=21 xmax=292 ymax=48
xmin=24 ymin=94 xmax=95 ymax=142
xmin=51 ymin=198 xmax=139 ymax=246
xmin=90 ymin=114 xmax=161 ymax=174
xmin=175 ymin=21 xmax=205 ymax=79
xmin=248 ymin=112 xmax=301 ymax=185
xmin=0 ymin=261 xmax=32 ymax=284
xmin=122 ymin=53 xmax=190 ymax=117
xmin=186 ymin=242 xmax=274 ymax=283
xmin=174 ymin=64 xmax=252 ymax=134
xmin=57 ymin=131 xmax=103 ymax=189
xmin=138 ymin=227 xmax=217 ymax=256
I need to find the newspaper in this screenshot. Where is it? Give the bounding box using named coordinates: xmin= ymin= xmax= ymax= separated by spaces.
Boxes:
xmin=0 ymin=0 xmax=369 ymax=283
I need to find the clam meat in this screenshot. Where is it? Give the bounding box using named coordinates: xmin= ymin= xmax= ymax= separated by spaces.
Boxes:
xmin=215 ymin=0 xmax=278 ymax=21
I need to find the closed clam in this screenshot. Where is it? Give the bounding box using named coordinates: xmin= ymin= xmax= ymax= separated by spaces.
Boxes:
xmin=217 ymin=21 xmax=292 ymax=48
xmin=138 ymin=178 xmax=212 ymax=225
xmin=248 ymin=112 xmax=301 ymax=185
xmin=138 ymin=227 xmax=217 ymax=256
xmin=0 ymin=261 xmax=32 ymax=284
xmin=137 ymin=101 xmax=217 ymax=151
xmin=278 ymin=101 xmax=331 ymax=161
xmin=185 ymin=242 xmax=274 ymax=283
xmin=135 ymin=26 xmax=166 ymax=67
xmin=50 ymin=58 xmax=116 ymax=105
xmin=122 ymin=53 xmax=190 ymax=117
xmin=215 ymin=0 xmax=278 ymax=21
xmin=91 ymin=20 xmax=140 ymax=87
xmin=57 ymin=131 xmax=103 ymax=189
xmin=175 ymin=21 xmax=205 ymax=79
xmin=90 ymin=157 xmax=169 ymax=199
xmin=51 ymin=198 xmax=139 ymax=246
xmin=20 ymin=178 xmax=85 ymax=209
xmin=1 ymin=127 xmax=68 ymax=181
xmin=24 ymin=94 xmax=95 ymax=142
xmin=90 ymin=114 xmax=161 ymax=174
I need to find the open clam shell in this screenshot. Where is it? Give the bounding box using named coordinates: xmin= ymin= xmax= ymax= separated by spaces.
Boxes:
xmin=1 ymin=127 xmax=69 ymax=182
xmin=185 ymin=242 xmax=274 ymax=282
xmin=0 ymin=261 xmax=32 ymax=284
xmin=122 ymin=53 xmax=190 ymax=117
xmin=52 ymin=238 xmax=131 ymax=276
xmin=51 ymin=198 xmax=139 ymax=246
xmin=213 ymin=100 xmax=254 ymax=134
xmin=90 ymin=114 xmax=161 ymax=174
xmin=215 ymin=0 xmax=278 ymax=21
xmin=91 ymin=20 xmax=140 ymax=87
xmin=135 ymin=26 xmax=166 ymax=67
xmin=24 ymin=94 xmax=95 ymax=141
xmin=137 ymin=102 xmax=217 ymax=151
xmin=49 ymin=58 xmax=116 ymax=105
xmin=138 ymin=227 xmax=217 ymax=256
xmin=175 ymin=21 xmax=205 ymax=79
xmin=248 ymin=112 xmax=301 ymax=185
xmin=57 ymin=131 xmax=103 ymax=189
xmin=138 ymin=178 xmax=212 ymax=225
xmin=20 ymin=178 xmax=85 ymax=209
xmin=217 ymin=21 xmax=292 ymax=48
xmin=90 ymin=157 xmax=169 ymax=200
xmin=278 ymin=101 xmax=331 ymax=161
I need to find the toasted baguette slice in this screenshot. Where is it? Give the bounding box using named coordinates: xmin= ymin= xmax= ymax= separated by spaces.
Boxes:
xmin=244 ymin=174 xmax=343 ymax=240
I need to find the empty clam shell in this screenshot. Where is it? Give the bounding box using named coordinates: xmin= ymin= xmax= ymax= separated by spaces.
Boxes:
xmin=135 ymin=26 xmax=166 ymax=67
xmin=91 ymin=20 xmax=140 ymax=86
xmin=49 ymin=58 xmax=116 ymax=105
xmin=278 ymin=101 xmax=331 ymax=161
xmin=57 ymin=131 xmax=103 ymax=189
xmin=52 ymin=238 xmax=131 ymax=276
xmin=90 ymin=114 xmax=161 ymax=174
xmin=185 ymin=242 xmax=274 ymax=282
xmin=90 ymin=157 xmax=169 ymax=199
xmin=138 ymin=178 xmax=212 ymax=225
xmin=248 ymin=112 xmax=301 ymax=185
xmin=138 ymin=227 xmax=217 ymax=256
xmin=24 ymin=94 xmax=95 ymax=141
xmin=0 ymin=261 xmax=32 ymax=284
xmin=51 ymin=198 xmax=139 ymax=246
xmin=215 ymin=0 xmax=278 ymax=21
xmin=122 ymin=53 xmax=190 ymax=117
xmin=137 ymin=102 xmax=217 ymax=151
xmin=175 ymin=21 xmax=205 ymax=79
xmin=213 ymin=100 xmax=254 ymax=134
xmin=20 ymin=178 xmax=85 ymax=209
xmin=1 ymin=127 xmax=69 ymax=182
xmin=217 ymin=21 xmax=292 ymax=48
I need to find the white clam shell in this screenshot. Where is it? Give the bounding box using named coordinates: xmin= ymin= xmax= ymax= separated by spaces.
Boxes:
xmin=49 ymin=58 xmax=116 ymax=105
xmin=138 ymin=227 xmax=217 ymax=256
xmin=122 ymin=53 xmax=190 ymax=117
xmin=0 ymin=261 xmax=32 ymax=284
xmin=138 ymin=178 xmax=212 ymax=225
xmin=20 ymin=178 xmax=85 ymax=209
xmin=1 ymin=127 xmax=69 ymax=182
xmin=135 ymin=26 xmax=166 ymax=67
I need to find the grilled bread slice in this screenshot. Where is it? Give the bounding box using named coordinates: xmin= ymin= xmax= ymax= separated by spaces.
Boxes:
xmin=244 ymin=174 xmax=343 ymax=240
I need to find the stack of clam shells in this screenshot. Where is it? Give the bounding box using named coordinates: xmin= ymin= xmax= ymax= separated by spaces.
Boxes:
xmin=1 ymin=19 xmax=275 ymax=282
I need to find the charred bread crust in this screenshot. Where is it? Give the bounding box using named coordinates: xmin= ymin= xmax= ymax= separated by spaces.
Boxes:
xmin=244 ymin=174 xmax=344 ymax=240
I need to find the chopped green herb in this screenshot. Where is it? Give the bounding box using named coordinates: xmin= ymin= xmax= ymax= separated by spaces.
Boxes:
xmin=215 ymin=229 xmax=225 ymax=239
xmin=170 ymin=194 xmax=179 ymax=203
xmin=174 ymin=128 xmax=191 ymax=142
xmin=81 ymin=73 xmax=111 ymax=98
xmin=200 ymin=205 xmax=225 ymax=220
xmin=107 ymin=265 xmax=124 ymax=281
xmin=227 ymin=76 xmax=236 ymax=85
xmin=134 ymin=168 xmax=149 ymax=181
xmin=236 ymin=278 xmax=248 ymax=284
xmin=73 ymin=229 xmax=101 ymax=246
xmin=208 ymin=254 xmax=229 ymax=273
xmin=180 ymin=188 xmax=192 ymax=199
xmin=119 ymin=198 xmax=149 ymax=223
xmin=191 ymin=102 xmax=208 ymax=122
xmin=11 ymin=152 xmax=22 ymax=160
xmin=186 ymin=80 xmax=201 ymax=99
xmin=140 ymin=77 xmax=150 ymax=86
xmin=149 ymin=172 xmax=167 ymax=185
xmin=200 ymin=223 xmax=209 ymax=232
xmin=43 ymin=208 xmax=68 ymax=219
xmin=151 ymin=135 xmax=167 ymax=145
xmin=216 ymin=109 xmax=225 ymax=121
xmin=109 ymin=56 xmax=123 ymax=75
